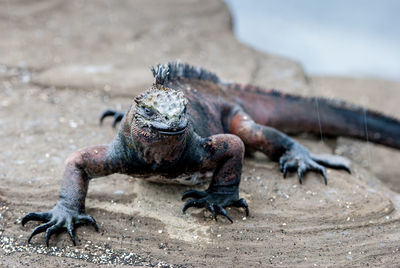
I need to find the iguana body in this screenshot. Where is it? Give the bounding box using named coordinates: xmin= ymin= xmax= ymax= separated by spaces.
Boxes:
xmin=23 ymin=62 xmax=400 ymax=246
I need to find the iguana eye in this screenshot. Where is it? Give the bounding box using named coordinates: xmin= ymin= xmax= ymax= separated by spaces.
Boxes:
xmin=144 ymin=107 xmax=154 ymax=116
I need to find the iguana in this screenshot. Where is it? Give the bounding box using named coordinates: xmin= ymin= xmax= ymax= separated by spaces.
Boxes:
xmin=22 ymin=62 xmax=400 ymax=246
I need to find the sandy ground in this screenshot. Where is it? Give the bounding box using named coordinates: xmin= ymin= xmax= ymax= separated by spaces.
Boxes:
xmin=1 ymin=0 xmax=400 ymax=267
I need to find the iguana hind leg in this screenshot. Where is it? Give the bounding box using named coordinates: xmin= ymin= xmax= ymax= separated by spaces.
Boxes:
xmin=229 ymin=110 xmax=350 ymax=184
xmin=100 ymin=109 xmax=124 ymax=128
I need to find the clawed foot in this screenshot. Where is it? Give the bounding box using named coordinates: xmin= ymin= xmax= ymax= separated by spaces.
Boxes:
xmin=182 ymin=189 xmax=248 ymax=222
xmin=279 ymin=143 xmax=351 ymax=184
xmin=100 ymin=109 xmax=124 ymax=128
xmin=22 ymin=203 xmax=99 ymax=247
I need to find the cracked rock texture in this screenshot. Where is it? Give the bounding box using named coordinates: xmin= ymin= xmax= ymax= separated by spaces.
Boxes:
xmin=1 ymin=0 xmax=400 ymax=267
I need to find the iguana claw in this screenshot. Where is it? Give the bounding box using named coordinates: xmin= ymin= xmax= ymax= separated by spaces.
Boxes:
xmin=100 ymin=109 xmax=124 ymax=128
xmin=182 ymin=189 xmax=249 ymax=222
xmin=279 ymin=143 xmax=351 ymax=185
xmin=22 ymin=203 xmax=99 ymax=247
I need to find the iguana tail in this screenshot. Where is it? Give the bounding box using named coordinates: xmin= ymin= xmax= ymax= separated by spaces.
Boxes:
xmin=232 ymin=84 xmax=400 ymax=149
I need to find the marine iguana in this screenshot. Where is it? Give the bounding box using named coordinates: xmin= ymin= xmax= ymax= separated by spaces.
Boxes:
xmin=22 ymin=62 xmax=400 ymax=246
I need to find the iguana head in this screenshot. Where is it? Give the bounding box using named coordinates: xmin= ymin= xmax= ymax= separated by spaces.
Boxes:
xmin=132 ymin=86 xmax=188 ymax=135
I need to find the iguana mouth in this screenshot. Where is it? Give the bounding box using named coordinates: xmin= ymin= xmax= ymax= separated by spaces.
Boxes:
xmin=152 ymin=126 xmax=187 ymax=135
xmin=151 ymin=119 xmax=188 ymax=135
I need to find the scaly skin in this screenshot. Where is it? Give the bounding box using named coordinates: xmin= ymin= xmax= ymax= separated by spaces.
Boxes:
xmin=23 ymin=62 xmax=400 ymax=246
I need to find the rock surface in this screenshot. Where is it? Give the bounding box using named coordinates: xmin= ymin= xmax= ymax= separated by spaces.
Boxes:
xmin=1 ymin=0 xmax=400 ymax=267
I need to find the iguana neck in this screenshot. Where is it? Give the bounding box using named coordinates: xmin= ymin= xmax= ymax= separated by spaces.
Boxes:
xmin=131 ymin=123 xmax=188 ymax=166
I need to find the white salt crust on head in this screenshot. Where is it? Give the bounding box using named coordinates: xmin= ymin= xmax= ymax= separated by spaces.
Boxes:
xmin=136 ymin=87 xmax=188 ymax=119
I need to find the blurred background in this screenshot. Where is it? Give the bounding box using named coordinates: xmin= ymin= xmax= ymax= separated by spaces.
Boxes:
xmin=226 ymin=0 xmax=400 ymax=81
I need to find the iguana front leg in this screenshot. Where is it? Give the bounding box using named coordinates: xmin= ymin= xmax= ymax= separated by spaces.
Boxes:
xmin=229 ymin=111 xmax=350 ymax=184
xmin=22 ymin=145 xmax=119 ymax=246
xmin=182 ymin=134 xmax=249 ymax=222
